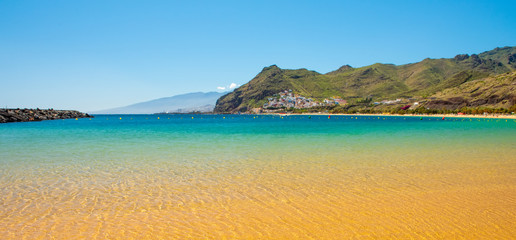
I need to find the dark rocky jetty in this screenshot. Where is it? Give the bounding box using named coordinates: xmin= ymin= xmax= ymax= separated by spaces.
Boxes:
xmin=0 ymin=108 xmax=93 ymax=123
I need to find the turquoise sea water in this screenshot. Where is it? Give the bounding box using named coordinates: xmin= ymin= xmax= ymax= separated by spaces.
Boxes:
xmin=2 ymin=115 xmax=514 ymax=167
xmin=1 ymin=114 xmax=516 ymax=238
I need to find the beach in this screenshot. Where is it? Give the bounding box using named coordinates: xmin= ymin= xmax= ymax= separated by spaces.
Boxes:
xmin=1 ymin=115 xmax=515 ymax=238
xmin=268 ymin=112 xmax=516 ymax=120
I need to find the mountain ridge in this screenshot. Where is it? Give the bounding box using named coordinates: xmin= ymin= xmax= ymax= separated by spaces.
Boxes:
xmin=215 ymin=46 xmax=516 ymax=113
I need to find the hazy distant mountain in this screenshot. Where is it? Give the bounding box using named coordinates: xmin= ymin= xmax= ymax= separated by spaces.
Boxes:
xmin=94 ymin=92 xmax=226 ymax=114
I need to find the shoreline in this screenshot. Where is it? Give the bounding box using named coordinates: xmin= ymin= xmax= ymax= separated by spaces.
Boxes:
xmin=145 ymin=112 xmax=516 ymax=120
xmin=259 ymin=112 xmax=516 ymax=120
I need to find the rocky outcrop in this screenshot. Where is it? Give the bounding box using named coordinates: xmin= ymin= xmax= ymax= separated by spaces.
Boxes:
xmin=454 ymin=54 xmax=470 ymax=61
xmin=0 ymin=108 xmax=93 ymax=123
xmin=424 ymin=97 xmax=470 ymax=110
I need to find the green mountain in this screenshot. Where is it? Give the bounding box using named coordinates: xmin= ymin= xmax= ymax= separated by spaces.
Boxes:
xmin=215 ymin=46 xmax=516 ymax=113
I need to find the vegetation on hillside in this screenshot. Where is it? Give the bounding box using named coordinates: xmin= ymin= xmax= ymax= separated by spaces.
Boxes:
xmin=215 ymin=46 xmax=516 ymax=113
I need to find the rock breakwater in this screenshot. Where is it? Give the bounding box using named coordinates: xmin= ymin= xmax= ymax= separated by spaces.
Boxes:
xmin=0 ymin=108 xmax=93 ymax=123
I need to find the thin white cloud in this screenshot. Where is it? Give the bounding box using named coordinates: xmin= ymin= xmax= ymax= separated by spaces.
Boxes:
xmin=217 ymin=83 xmax=239 ymax=91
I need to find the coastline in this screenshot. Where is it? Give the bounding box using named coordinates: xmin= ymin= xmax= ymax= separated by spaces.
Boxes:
xmin=145 ymin=111 xmax=516 ymax=120
xmin=261 ymin=112 xmax=516 ymax=120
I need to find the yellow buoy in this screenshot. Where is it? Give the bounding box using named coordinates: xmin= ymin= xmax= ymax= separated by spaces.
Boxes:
xmin=75 ymin=118 xmax=78 ymax=120
xmin=120 ymin=117 xmax=122 ymax=120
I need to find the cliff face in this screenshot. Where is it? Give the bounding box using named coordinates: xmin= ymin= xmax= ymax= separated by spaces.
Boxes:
xmin=214 ymin=46 xmax=516 ymax=113
xmin=0 ymin=109 xmax=93 ymax=123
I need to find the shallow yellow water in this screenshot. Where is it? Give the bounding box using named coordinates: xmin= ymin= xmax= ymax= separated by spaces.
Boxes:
xmin=1 ymin=150 xmax=515 ymax=239
xmin=1 ymin=115 xmax=516 ymax=239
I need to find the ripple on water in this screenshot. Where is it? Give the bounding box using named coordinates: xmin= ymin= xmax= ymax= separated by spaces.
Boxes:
xmin=0 ymin=116 xmax=515 ymax=238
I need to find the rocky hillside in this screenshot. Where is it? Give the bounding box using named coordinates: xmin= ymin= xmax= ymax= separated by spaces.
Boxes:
xmin=425 ymin=71 xmax=516 ymax=110
xmin=0 ymin=109 xmax=93 ymax=123
xmin=215 ymin=46 xmax=516 ymax=113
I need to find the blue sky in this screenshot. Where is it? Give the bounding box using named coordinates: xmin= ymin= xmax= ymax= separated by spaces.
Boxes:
xmin=1 ymin=0 xmax=515 ymax=111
